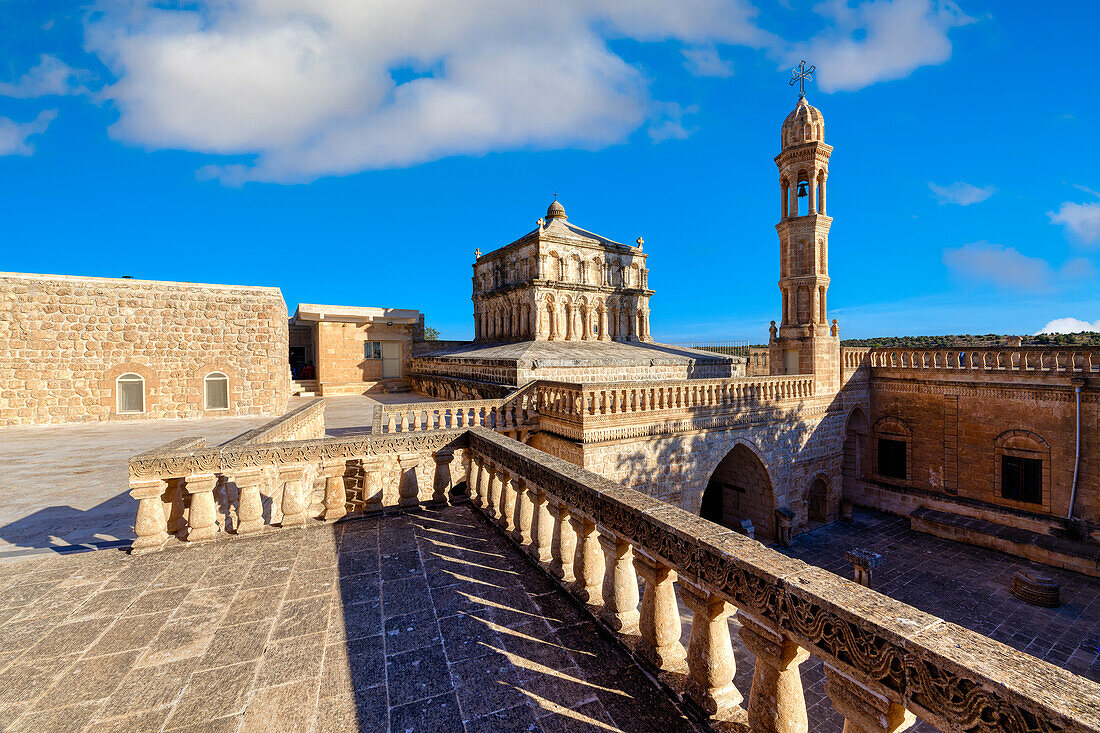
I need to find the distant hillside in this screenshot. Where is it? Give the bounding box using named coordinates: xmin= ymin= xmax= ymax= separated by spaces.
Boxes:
xmin=840 ymin=332 xmax=1100 ymax=348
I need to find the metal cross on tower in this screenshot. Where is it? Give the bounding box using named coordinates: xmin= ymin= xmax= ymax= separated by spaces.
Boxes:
xmin=789 ymin=60 xmax=815 ymax=98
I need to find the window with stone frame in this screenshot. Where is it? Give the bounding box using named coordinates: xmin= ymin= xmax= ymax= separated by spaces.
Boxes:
xmin=877 ymin=438 xmax=907 ymax=481
xmin=204 ymin=372 xmax=229 ymax=410
xmin=116 ymin=373 xmax=145 ymax=414
xmin=364 ymin=341 xmax=383 ymax=360
xmin=1001 ymin=455 xmax=1042 ymax=504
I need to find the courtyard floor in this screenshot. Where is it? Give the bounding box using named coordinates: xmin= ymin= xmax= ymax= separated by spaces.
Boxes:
xmin=0 ymin=504 xmax=690 ymax=733
xmin=0 ymin=394 xmax=437 ymax=561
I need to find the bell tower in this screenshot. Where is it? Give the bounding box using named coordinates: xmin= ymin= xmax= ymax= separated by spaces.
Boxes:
xmin=769 ymin=76 xmax=840 ymax=395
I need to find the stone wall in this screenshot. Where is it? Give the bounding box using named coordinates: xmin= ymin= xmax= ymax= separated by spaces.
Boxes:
xmin=848 ymin=369 xmax=1098 ymax=524
xmin=315 ymin=320 xmax=418 ymax=394
xmin=0 ymin=272 xmax=288 ymax=425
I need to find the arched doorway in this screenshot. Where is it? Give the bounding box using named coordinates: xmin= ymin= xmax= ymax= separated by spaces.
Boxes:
xmin=807 ymin=478 xmax=828 ymax=524
xmin=843 ymin=408 xmax=867 ymax=493
xmin=699 ymin=444 xmax=775 ymax=542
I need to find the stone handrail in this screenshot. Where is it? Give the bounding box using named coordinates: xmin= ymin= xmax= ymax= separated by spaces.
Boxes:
xmin=867 ymin=346 xmax=1100 ymax=374
xmin=374 ymin=381 xmax=540 ymax=434
xmin=462 ymin=426 xmax=1100 ymax=732
xmin=128 ymin=421 xmax=466 ymax=553
xmin=535 ymin=374 xmax=815 ymax=422
xmin=223 ymin=397 xmax=326 ymax=446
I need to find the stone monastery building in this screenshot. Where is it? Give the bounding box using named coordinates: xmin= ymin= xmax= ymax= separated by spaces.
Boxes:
xmin=2 ymin=94 xmax=1097 ymax=580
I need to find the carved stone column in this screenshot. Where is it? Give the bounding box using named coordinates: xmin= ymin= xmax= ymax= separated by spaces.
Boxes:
xmin=361 ymin=458 xmax=383 ymax=514
xmin=233 ymin=468 xmax=266 ymax=534
xmin=550 ymin=500 xmax=577 ymax=584
xmin=184 ymin=473 xmax=220 ymax=541
xmin=598 ymin=529 xmax=639 ymax=634
xmin=130 ymin=478 xmax=169 ymax=553
xmin=321 ymin=459 xmax=348 ymax=521
xmin=599 ymin=307 xmax=609 ymax=341
xmin=824 ymin=665 xmax=915 ymax=733
xmin=737 ymin=611 xmax=810 ymax=733
xmin=163 ymin=477 xmax=187 ymax=537
xmin=431 ymin=449 xmax=455 ymax=506
xmin=569 ymin=515 xmax=604 ymax=606
xmin=633 ymin=550 xmax=686 ymax=671
xmin=397 ymin=454 xmax=421 ymax=508
xmin=513 ymin=477 xmax=532 ymax=546
xmin=468 ymin=456 xmax=486 ymax=509
xmin=500 ymin=471 xmax=517 ymax=533
xmin=532 ymin=486 xmax=553 ymax=564
xmin=277 ymin=465 xmax=307 ymax=527
xmin=679 ymin=581 xmax=741 ymax=716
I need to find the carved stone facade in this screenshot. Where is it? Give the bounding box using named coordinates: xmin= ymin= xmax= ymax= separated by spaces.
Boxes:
xmin=472 ymin=200 xmax=653 ymax=343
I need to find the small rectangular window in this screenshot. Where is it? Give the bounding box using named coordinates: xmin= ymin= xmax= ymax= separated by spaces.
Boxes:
xmin=1002 ymin=455 xmax=1042 ymax=504
xmin=364 ymin=341 xmax=382 ymax=359
xmin=877 ymin=438 xmax=906 ymax=480
xmin=117 ymin=380 xmax=144 ymax=413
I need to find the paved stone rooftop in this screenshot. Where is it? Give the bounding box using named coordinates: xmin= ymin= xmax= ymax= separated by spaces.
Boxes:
xmin=0 ymin=394 xmax=437 ymax=561
xmin=781 ymin=508 xmax=1100 ymax=684
xmin=419 ymin=340 xmax=733 ymax=366
xmin=0 ymin=504 xmax=690 ymax=733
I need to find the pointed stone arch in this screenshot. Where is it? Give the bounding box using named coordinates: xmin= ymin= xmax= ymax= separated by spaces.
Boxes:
xmin=700 ymin=442 xmax=777 ymax=542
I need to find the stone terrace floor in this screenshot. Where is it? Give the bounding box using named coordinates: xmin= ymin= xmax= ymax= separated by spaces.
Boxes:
xmin=780 ymin=508 xmax=1100 ymax=684
xmin=0 ymin=394 xmax=438 ymax=561
xmin=0 ymin=504 xmax=691 ymax=733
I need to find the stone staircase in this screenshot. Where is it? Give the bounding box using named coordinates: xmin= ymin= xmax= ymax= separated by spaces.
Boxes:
xmin=381 ymin=378 xmax=412 ymax=394
xmin=290 ymin=379 xmax=320 ymax=397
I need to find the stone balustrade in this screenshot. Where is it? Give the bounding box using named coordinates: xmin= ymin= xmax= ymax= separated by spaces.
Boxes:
xmin=462 ymin=425 xmax=1100 ymax=732
xmin=128 ymin=419 xmax=466 ymax=553
xmin=375 ymin=383 xmax=540 ymax=434
xmin=867 ymin=346 xmax=1100 ymax=374
xmin=223 ymin=397 xmax=326 ymax=446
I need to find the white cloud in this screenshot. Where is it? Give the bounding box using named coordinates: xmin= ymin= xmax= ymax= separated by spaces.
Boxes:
xmin=1048 ymin=201 xmax=1100 ymax=246
xmin=0 ymin=110 xmax=58 ymax=156
xmin=1060 ymin=257 xmax=1097 ymax=281
xmin=84 ymin=0 xmax=772 ymax=184
xmin=928 ymin=181 xmax=995 ymax=206
xmin=648 ymin=102 xmax=698 ymax=143
xmin=943 ymin=241 xmax=1054 ymax=292
xmin=794 ymin=0 xmax=974 ymax=93
xmin=0 ymin=55 xmax=87 ymax=98
xmin=682 ymin=46 xmax=735 ymax=77
xmin=1036 ymin=317 xmax=1100 ymax=335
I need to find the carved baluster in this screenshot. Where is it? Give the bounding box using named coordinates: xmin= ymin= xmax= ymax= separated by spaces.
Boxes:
xmin=362 ymin=458 xmax=383 ymax=514
xmin=598 ymin=530 xmax=639 ymax=634
xmin=531 ymin=485 xmax=554 ymax=564
xmin=276 ymin=465 xmax=307 ymax=527
xmin=163 ymin=477 xmax=187 ymax=537
xmin=487 ymin=465 xmax=505 ymax=520
xmin=431 ymin=449 xmax=455 ymax=506
xmin=398 ymin=454 xmax=421 ymax=507
xmin=233 ymin=468 xmax=265 ymax=534
xmin=320 ymin=459 xmax=348 ymax=521
xmin=737 ymin=611 xmax=810 ymax=733
xmin=680 ymin=581 xmax=741 ymax=716
xmin=180 ymin=473 xmax=220 ymax=540
xmin=130 ymin=478 xmax=169 ymax=553
xmin=476 ymin=458 xmax=494 ymax=511
xmin=634 ymin=550 xmax=686 ymax=671
xmin=512 ymin=477 xmax=532 ymax=546
xmin=500 ymin=470 xmax=517 ymax=532
xmin=569 ymin=514 xmax=604 ymax=606
xmin=550 ymin=499 xmax=577 ymax=583
xmin=824 ymin=665 xmax=915 ymax=733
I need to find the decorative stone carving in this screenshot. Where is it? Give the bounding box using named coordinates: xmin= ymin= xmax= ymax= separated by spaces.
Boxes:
xmin=846 ymin=548 xmax=883 ymax=588
xmin=775 ymin=507 xmax=795 ymax=547
xmin=825 ymin=664 xmax=915 ymax=733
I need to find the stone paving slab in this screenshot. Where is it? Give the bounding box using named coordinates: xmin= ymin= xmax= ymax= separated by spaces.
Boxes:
xmin=0 ymin=504 xmax=693 ymax=733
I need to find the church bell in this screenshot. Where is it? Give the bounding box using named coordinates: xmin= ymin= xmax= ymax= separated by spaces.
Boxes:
xmin=797 ymin=181 xmax=809 ymax=198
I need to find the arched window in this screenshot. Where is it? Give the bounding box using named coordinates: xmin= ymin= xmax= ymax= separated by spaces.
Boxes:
xmin=873 ymin=416 xmax=911 ymax=482
xmin=116 ymin=373 xmax=145 ymax=414
xmin=204 ymin=372 xmax=229 ymax=410
xmin=995 ymin=431 xmax=1050 ymax=507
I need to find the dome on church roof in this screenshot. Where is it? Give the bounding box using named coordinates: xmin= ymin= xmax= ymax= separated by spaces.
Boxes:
xmin=781 ymin=96 xmax=825 ymax=148
xmin=546 ymin=199 xmax=567 ymax=220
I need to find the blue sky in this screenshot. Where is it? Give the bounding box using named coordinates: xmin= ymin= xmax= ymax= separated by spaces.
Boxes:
xmin=0 ymin=0 xmax=1097 ymax=341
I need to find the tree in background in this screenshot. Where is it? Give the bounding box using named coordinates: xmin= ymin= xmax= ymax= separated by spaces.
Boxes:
xmin=424 ymin=327 xmax=440 ymax=340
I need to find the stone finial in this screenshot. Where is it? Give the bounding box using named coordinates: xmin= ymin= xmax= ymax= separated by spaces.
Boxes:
xmin=769 ymin=320 xmax=778 ymax=339
xmin=636 ymin=237 xmax=644 ymax=250
xmin=831 ymin=318 xmax=839 ymax=337
xmin=537 ymin=217 xmax=545 ymax=231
